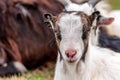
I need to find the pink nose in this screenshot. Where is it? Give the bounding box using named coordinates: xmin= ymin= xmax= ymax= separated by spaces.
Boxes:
xmin=65 ymin=49 xmax=77 ymax=58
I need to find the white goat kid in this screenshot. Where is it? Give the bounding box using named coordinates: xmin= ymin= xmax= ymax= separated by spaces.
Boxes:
xmin=47 ymin=10 xmax=120 ymax=80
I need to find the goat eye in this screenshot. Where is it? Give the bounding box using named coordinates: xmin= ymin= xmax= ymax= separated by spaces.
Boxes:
xmin=57 ymin=33 xmax=62 ymax=41
xmin=82 ymin=33 xmax=87 ymax=40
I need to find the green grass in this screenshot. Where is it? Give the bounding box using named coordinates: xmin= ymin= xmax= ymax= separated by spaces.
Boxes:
xmin=109 ymin=0 xmax=120 ymax=9
xmin=0 ymin=62 xmax=55 ymax=80
xmin=28 ymin=77 xmax=44 ymax=80
xmin=0 ymin=69 xmax=54 ymax=80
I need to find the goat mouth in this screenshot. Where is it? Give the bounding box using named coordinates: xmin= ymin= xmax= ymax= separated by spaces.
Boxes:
xmin=67 ymin=58 xmax=77 ymax=63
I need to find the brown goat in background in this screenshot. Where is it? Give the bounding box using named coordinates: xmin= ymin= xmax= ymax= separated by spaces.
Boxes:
xmin=0 ymin=0 xmax=63 ymax=76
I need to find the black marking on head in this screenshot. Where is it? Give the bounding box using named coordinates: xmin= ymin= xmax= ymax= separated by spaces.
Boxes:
xmin=76 ymin=11 xmax=100 ymax=61
xmin=44 ymin=13 xmax=63 ymax=61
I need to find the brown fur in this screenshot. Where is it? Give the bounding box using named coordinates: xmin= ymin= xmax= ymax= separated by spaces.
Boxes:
xmin=0 ymin=0 xmax=64 ymax=76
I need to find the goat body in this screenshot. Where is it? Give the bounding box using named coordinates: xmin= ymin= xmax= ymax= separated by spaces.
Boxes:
xmin=54 ymin=31 xmax=120 ymax=80
xmin=53 ymin=9 xmax=120 ymax=80
xmin=0 ymin=0 xmax=63 ymax=76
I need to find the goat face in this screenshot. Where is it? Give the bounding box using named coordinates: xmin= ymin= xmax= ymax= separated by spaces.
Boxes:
xmin=45 ymin=11 xmax=114 ymax=63
xmin=49 ymin=11 xmax=94 ymax=63
xmin=58 ymin=12 xmax=85 ymax=63
xmin=58 ymin=12 xmax=114 ymax=63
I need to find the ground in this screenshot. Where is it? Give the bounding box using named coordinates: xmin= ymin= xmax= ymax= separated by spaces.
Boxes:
xmin=0 ymin=69 xmax=53 ymax=80
xmin=0 ymin=62 xmax=55 ymax=80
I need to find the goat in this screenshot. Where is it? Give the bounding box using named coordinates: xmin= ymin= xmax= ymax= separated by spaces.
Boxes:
xmin=47 ymin=9 xmax=120 ymax=80
xmin=44 ymin=1 xmax=120 ymax=80
xmin=0 ymin=0 xmax=63 ymax=77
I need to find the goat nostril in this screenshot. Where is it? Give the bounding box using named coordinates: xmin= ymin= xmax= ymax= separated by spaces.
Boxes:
xmin=65 ymin=49 xmax=77 ymax=58
xmin=66 ymin=52 xmax=70 ymax=58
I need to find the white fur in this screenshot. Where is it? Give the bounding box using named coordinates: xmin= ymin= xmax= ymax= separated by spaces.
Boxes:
xmin=82 ymin=28 xmax=120 ymax=80
xmin=95 ymin=0 xmax=111 ymax=16
xmin=82 ymin=43 xmax=120 ymax=80
xmin=54 ymin=13 xmax=84 ymax=80
xmin=54 ymin=12 xmax=120 ymax=80
xmin=13 ymin=61 xmax=27 ymax=73
xmin=54 ymin=13 xmax=85 ymax=80
xmin=58 ymin=0 xmax=94 ymax=15
xmin=58 ymin=13 xmax=84 ymax=63
xmin=16 ymin=3 xmax=30 ymax=16
xmin=54 ymin=54 xmax=85 ymax=80
xmin=66 ymin=3 xmax=94 ymax=15
xmin=95 ymin=1 xmax=120 ymax=37
xmin=105 ymin=10 xmax=120 ymax=37
xmin=58 ymin=0 xmax=111 ymax=16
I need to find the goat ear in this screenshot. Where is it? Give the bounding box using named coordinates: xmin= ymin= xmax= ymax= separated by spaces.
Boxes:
xmin=92 ymin=11 xmax=100 ymax=17
xmin=44 ymin=13 xmax=53 ymax=20
xmin=90 ymin=11 xmax=114 ymax=26
xmin=89 ymin=11 xmax=100 ymax=24
xmin=90 ymin=11 xmax=100 ymax=19
xmin=44 ymin=13 xmax=57 ymax=22
xmin=98 ymin=17 xmax=114 ymax=26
